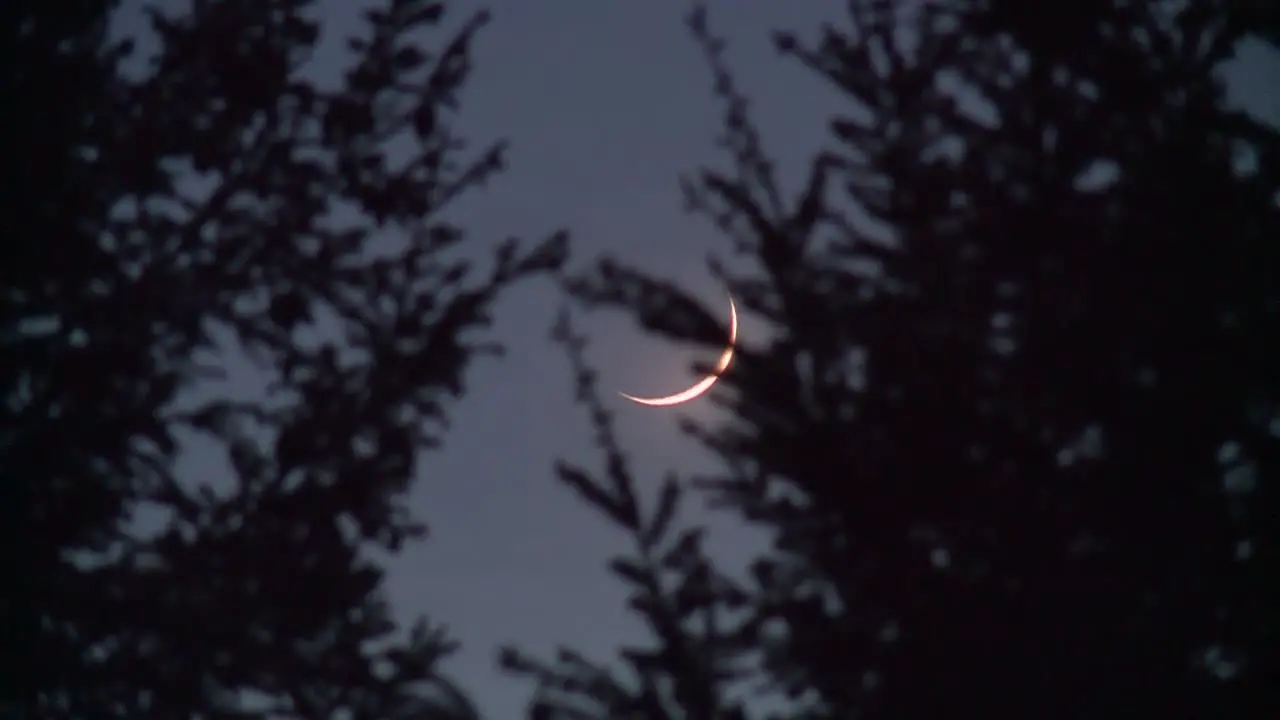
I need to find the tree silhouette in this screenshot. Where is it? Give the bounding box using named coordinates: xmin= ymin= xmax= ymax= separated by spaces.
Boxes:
xmin=4 ymin=0 xmax=565 ymax=716
xmin=504 ymin=1 xmax=1278 ymax=718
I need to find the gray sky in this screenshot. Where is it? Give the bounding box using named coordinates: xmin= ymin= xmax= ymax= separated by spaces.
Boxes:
xmin=369 ymin=5 xmax=846 ymax=717
xmin=111 ymin=1 xmax=1277 ymax=718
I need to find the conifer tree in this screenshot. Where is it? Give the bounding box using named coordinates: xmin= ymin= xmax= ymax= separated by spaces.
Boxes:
xmin=4 ymin=1 xmax=565 ymax=716
xmin=507 ymin=2 xmax=1278 ymax=718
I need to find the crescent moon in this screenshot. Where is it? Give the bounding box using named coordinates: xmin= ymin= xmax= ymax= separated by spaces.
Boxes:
xmin=620 ymin=296 xmax=737 ymax=407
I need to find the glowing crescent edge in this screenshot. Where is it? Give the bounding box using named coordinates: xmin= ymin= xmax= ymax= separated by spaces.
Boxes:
xmin=619 ymin=296 xmax=737 ymax=407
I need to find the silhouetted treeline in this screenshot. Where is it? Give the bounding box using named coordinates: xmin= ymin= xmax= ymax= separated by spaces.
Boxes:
xmin=8 ymin=0 xmax=1277 ymax=718
xmin=505 ymin=2 xmax=1279 ymax=719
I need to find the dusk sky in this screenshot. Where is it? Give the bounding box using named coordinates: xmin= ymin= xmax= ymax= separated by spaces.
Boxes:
xmin=113 ymin=2 xmax=1277 ymax=717
xmin=371 ymin=6 xmax=841 ymax=715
